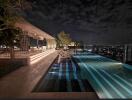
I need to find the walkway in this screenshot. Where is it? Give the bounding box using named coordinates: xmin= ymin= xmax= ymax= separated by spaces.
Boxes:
xmin=0 ymin=51 xmax=58 ymax=98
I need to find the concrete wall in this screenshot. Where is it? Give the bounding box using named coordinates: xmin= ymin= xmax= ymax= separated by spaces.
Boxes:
xmin=29 ymin=48 xmax=56 ymax=65
xmin=46 ymin=39 xmax=56 ymax=49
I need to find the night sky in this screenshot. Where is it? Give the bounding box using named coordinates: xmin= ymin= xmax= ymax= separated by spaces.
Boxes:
xmin=22 ymin=0 xmax=132 ymax=45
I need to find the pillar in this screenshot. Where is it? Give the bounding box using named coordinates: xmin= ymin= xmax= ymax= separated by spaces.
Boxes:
xmin=20 ymin=32 xmax=29 ymax=51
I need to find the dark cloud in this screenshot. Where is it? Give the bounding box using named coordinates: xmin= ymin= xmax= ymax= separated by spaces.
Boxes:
xmin=23 ymin=0 xmax=132 ymax=44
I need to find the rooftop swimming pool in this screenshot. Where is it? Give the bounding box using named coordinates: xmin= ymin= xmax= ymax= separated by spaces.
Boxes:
xmin=73 ymin=51 xmax=132 ymax=99
xmin=33 ymin=56 xmax=95 ymax=92
xmin=33 ymin=51 xmax=132 ymax=99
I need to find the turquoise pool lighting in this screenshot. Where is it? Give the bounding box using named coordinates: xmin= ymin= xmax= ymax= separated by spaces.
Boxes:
xmin=73 ymin=52 xmax=132 ymax=99
xmin=33 ymin=57 xmax=95 ymax=92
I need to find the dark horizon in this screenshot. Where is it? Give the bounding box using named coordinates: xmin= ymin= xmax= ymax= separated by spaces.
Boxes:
xmin=22 ymin=0 xmax=132 ymax=45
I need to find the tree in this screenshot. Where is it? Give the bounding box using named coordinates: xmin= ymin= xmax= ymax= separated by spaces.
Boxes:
xmin=0 ymin=0 xmax=31 ymax=59
xmin=0 ymin=27 xmax=23 ymax=58
xmin=0 ymin=0 xmax=31 ymax=31
xmin=55 ymin=36 xmax=62 ymax=48
xmin=57 ymin=31 xmax=72 ymax=47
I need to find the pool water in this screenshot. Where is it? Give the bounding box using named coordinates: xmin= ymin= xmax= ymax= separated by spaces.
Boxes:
xmin=33 ymin=56 xmax=94 ymax=92
xmin=73 ymin=51 xmax=132 ymax=99
xmin=33 ymin=51 xmax=132 ymax=99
